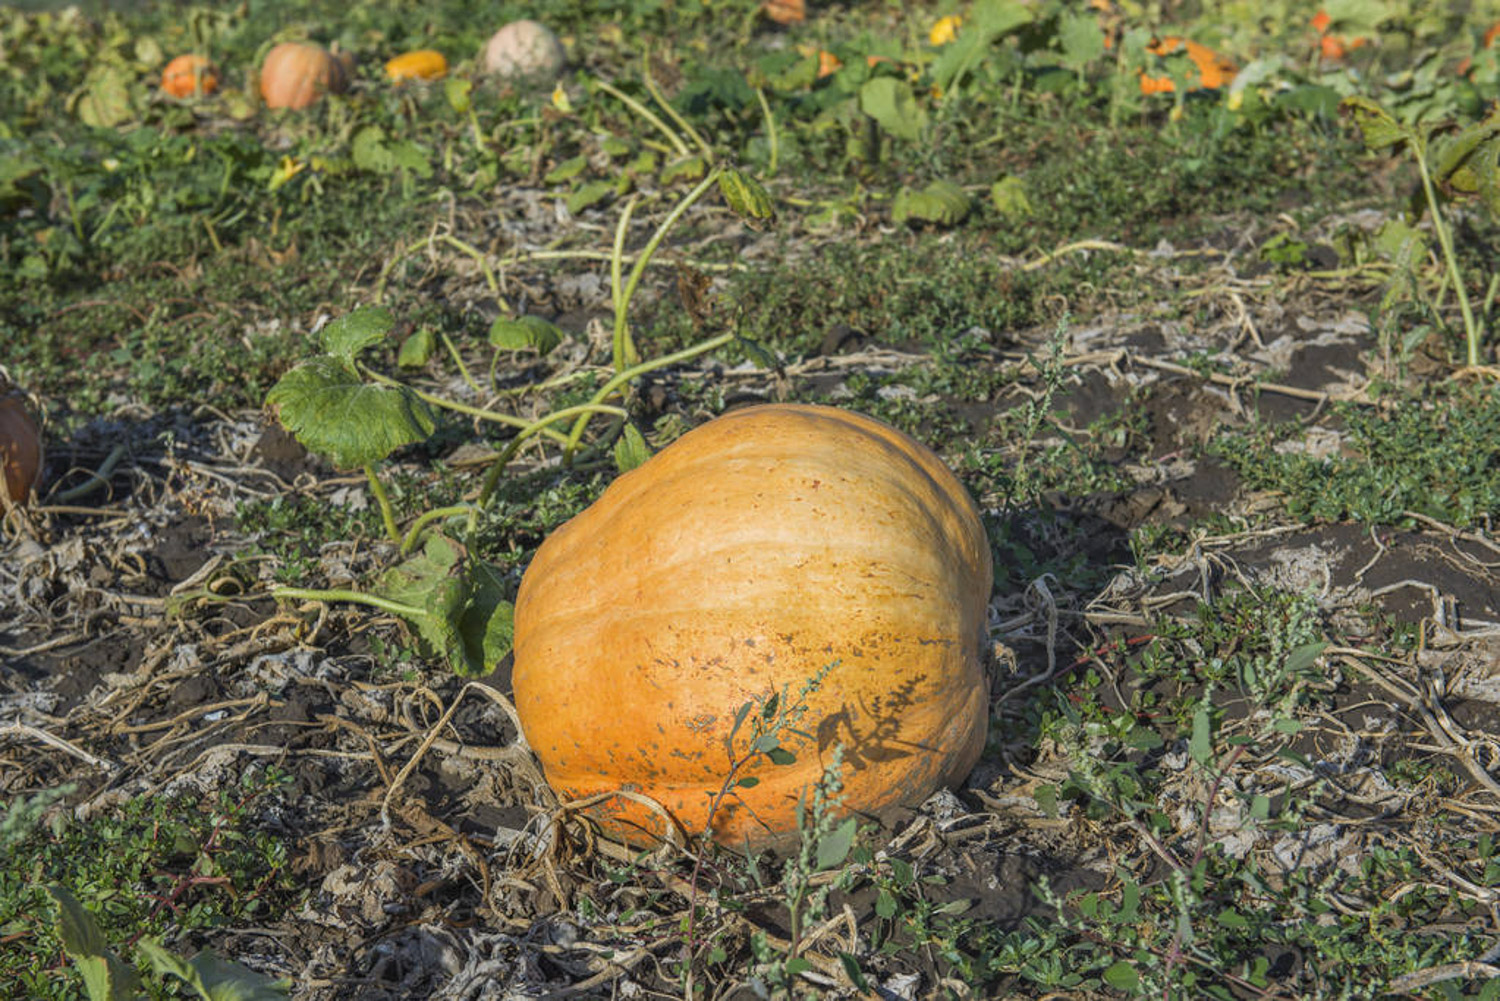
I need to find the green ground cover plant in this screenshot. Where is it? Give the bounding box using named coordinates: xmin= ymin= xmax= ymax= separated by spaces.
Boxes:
xmin=0 ymin=772 xmax=295 ymax=999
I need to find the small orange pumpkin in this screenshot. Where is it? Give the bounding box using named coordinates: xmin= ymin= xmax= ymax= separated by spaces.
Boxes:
xmin=512 ymin=404 xmax=993 ymax=853
xmin=385 ymin=49 xmax=448 ymax=83
xmin=161 ymin=54 xmax=219 ymax=98
xmin=259 ymin=42 xmax=350 ymax=110
xmin=0 ymin=393 xmax=43 ymax=505
xmin=1139 ymin=37 xmax=1236 ymax=95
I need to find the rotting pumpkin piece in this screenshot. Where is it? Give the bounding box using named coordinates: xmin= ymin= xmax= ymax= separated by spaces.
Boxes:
xmin=1139 ymin=37 xmax=1237 ymax=94
xmin=512 ymin=403 xmax=993 ymax=854
xmin=0 ymin=392 xmax=43 ymax=506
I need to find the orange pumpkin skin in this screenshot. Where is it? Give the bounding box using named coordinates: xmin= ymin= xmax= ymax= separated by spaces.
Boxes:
xmin=385 ymin=49 xmax=448 ymax=82
xmin=259 ymin=42 xmax=349 ymax=110
xmin=0 ymin=394 xmax=42 ymax=505
xmin=512 ymin=404 xmax=992 ymax=852
xmin=161 ymin=54 xmax=219 ymax=98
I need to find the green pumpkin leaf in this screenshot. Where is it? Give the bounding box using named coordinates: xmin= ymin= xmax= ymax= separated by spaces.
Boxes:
xmin=717 ymin=168 xmax=776 ymax=228
xmin=1339 ymin=96 xmax=1414 ymax=152
xmin=930 ymin=0 xmax=1032 ymax=94
xmin=660 ymin=154 xmax=708 ymax=184
xmin=990 ymin=175 xmax=1032 ymax=218
xmin=444 ymin=77 xmax=472 ymax=114
xmin=1058 ymin=12 xmax=1106 ymax=71
xmin=566 ymin=179 xmax=616 ymax=214
xmin=892 ymin=179 xmax=971 ymax=226
xmin=351 ymin=126 xmax=432 ymax=178
xmin=265 ymin=355 xmax=435 ymax=469
xmin=396 ymin=328 xmax=435 ymax=368
xmin=859 ymin=76 xmax=926 ymax=142
xmin=488 ymin=314 xmax=562 ymax=354
xmin=453 ymin=555 xmax=515 ymax=675
xmin=375 ymin=536 xmax=514 ymax=677
xmin=72 ymin=64 xmax=138 ymax=128
xmin=321 ymin=306 xmax=394 ymax=362
xmin=1432 ymin=107 xmax=1500 ymax=215
xmin=545 ymin=155 xmax=588 ymax=184
xmin=137 ymin=938 xmax=292 ymax=1000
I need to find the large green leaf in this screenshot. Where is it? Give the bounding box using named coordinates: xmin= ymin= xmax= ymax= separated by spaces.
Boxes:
xmin=859 ymin=77 xmax=927 ymax=142
xmin=1057 ymin=12 xmax=1106 ymax=72
xmin=458 ymin=557 xmax=515 ymax=675
xmin=137 ymin=938 xmax=291 ymax=1000
xmin=265 ymin=355 xmax=435 ymax=469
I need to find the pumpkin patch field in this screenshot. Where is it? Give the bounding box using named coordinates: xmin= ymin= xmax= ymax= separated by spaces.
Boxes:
xmin=6 ymin=0 xmax=1500 ymax=996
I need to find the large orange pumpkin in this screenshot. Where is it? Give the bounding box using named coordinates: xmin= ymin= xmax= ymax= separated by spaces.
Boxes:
xmin=0 ymin=393 xmax=43 ymax=505
xmin=512 ymin=404 xmax=993 ymax=852
xmin=259 ymin=42 xmax=350 ymax=110
xmin=161 ymin=54 xmax=219 ymax=98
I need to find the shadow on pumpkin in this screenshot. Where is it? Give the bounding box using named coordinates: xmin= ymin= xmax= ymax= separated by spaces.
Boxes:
xmin=814 ymin=673 xmax=929 ymax=770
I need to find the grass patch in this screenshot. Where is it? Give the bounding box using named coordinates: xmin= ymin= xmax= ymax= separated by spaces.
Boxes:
xmin=0 ymin=771 xmax=296 ymax=1000
xmin=1210 ymin=386 xmax=1500 ymax=528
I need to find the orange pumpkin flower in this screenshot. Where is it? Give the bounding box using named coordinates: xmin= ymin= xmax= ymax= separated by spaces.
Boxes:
xmin=1139 ymin=37 xmax=1236 ymax=94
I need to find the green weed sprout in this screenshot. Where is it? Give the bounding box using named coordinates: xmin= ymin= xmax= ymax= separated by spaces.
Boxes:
xmin=1342 ymin=97 xmax=1499 ymax=372
xmin=679 ymin=663 xmax=856 ymax=998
